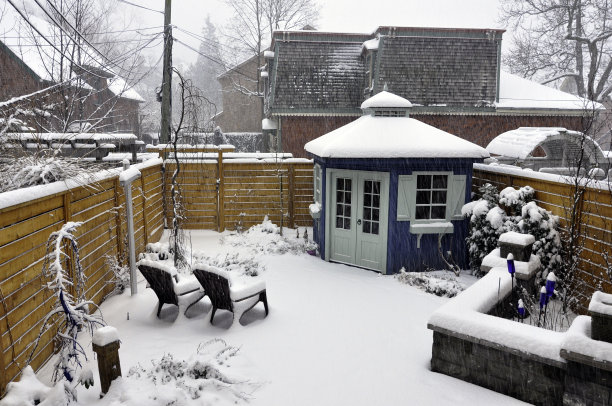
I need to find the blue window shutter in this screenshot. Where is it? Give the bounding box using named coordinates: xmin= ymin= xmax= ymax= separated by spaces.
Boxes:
xmin=447 ymin=175 xmax=467 ymax=220
xmin=397 ymin=175 xmax=416 ymax=221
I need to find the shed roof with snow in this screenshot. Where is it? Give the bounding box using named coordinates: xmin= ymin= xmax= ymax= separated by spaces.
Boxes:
xmin=305 ymin=91 xmax=489 ymax=159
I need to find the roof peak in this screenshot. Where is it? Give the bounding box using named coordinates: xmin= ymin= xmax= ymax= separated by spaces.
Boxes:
xmin=361 ymin=91 xmax=413 ymax=110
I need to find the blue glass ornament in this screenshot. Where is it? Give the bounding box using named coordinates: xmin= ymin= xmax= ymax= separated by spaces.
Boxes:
xmin=539 ymin=286 xmax=548 ymax=308
xmin=507 ymin=253 xmax=515 ymax=276
xmin=546 ymin=272 xmax=557 ymax=298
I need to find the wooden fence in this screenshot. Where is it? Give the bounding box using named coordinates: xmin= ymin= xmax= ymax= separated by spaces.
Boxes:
xmin=0 ymin=160 xmax=164 ymax=396
xmin=473 ymin=164 xmax=612 ymax=308
xmin=0 ymin=152 xmax=314 ymax=396
xmin=164 ymin=157 xmax=314 ymax=231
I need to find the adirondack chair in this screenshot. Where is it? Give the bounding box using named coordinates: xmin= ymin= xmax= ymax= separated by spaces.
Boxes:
xmin=192 ymin=265 xmax=269 ymax=325
xmin=138 ymin=260 xmax=205 ymax=318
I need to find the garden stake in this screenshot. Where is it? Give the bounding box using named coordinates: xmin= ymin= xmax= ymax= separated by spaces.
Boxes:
xmin=507 ymin=254 xmax=515 ymax=320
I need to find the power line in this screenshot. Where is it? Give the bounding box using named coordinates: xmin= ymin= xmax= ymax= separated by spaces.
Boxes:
xmin=5 ymin=0 xmax=108 ymax=79
xmin=0 ymin=26 xmax=164 ymax=38
xmin=117 ymin=0 xmax=163 ymax=14
xmin=173 ymin=36 xmax=256 ymax=81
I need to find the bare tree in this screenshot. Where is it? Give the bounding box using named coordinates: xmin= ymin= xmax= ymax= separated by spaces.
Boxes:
xmin=500 ymin=0 xmax=611 ymax=103
xmin=222 ymin=0 xmax=319 ymax=106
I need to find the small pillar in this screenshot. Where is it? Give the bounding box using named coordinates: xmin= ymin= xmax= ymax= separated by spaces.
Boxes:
xmin=589 ymin=291 xmax=612 ymax=343
xmin=92 ymin=326 xmax=122 ymax=396
xmin=499 ymin=231 xmax=534 ymax=262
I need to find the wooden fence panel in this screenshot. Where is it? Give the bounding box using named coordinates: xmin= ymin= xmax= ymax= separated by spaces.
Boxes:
xmin=0 ymin=154 xmax=314 ymax=395
xmin=0 ymin=161 xmax=164 ymax=396
xmin=473 ymin=166 xmax=612 ymax=310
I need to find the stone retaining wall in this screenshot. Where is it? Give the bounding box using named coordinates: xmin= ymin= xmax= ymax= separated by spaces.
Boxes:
xmin=431 ymin=330 xmax=566 ymax=406
xmin=428 ymin=268 xmax=612 ymax=405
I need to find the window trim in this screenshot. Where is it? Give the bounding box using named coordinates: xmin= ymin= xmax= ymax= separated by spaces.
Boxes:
xmin=412 ymin=171 xmax=452 ymax=224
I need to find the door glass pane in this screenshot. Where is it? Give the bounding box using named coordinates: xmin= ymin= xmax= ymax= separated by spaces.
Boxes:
xmin=362 ymin=180 xmax=380 ymax=235
xmin=336 ymin=177 xmax=352 ymax=230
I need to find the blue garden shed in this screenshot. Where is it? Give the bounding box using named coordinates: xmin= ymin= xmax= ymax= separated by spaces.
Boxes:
xmin=305 ymin=91 xmax=489 ymax=274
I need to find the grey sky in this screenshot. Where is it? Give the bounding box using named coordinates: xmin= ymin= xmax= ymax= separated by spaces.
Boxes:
xmin=124 ymin=0 xmax=507 ymax=65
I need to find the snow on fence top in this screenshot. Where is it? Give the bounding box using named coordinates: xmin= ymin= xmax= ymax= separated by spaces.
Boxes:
xmin=428 ymin=267 xmax=566 ymax=365
xmin=147 ymin=144 xmax=235 ymax=151
xmin=474 ymin=162 xmax=612 ymax=191
xmin=6 ymin=133 xmax=137 ymax=141
xmin=0 ymin=157 xmax=162 ymax=211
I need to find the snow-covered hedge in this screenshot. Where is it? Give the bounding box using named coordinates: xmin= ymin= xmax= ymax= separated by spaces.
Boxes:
xmin=462 ymin=183 xmax=562 ymax=281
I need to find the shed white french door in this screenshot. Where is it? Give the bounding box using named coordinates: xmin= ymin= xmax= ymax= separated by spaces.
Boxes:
xmin=327 ymin=169 xmax=389 ymax=273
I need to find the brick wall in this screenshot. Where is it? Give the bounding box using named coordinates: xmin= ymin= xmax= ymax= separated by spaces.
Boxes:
xmin=0 ymin=44 xmax=43 ymax=101
xmin=280 ymin=116 xmax=358 ymax=157
xmin=279 ymin=114 xmax=585 ymax=158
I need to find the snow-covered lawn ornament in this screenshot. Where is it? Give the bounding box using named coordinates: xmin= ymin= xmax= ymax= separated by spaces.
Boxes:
xmin=518 ymin=299 xmax=525 ymax=322
xmin=546 ymin=272 xmax=556 ymax=298
xmin=506 ymin=253 xmax=515 ymax=276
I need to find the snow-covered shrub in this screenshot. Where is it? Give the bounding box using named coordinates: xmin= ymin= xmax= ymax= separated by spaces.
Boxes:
xmin=222 ymin=217 xmax=318 ymax=255
xmin=517 ymin=201 xmax=563 ymax=281
xmin=194 ymin=252 xmax=266 ymax=277
xmin=0 ymin=155 xmax=84 ymax=192
xmin=395 ymin=268 xmax=465 ymax=297
xmin=462 ymin=184 xmax=507 ymax=272
xmin=30 ymin=222 xmax=105 ymax=400
xmin=499 ymin=185 xmax=535 ymax=215
xmin=463 ymin=184 xmax=561 ymax=277
xmin=126 ymin=339 xmax=257 ymax=403
xmin=105 ymin=255 xmax=130 ymax=296
xmin=0 ymin=366 xmax=67 ymax=406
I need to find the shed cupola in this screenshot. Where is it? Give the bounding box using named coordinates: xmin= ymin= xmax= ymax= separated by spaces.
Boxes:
xmin=360 ymin=89 xmax=413 ymax=118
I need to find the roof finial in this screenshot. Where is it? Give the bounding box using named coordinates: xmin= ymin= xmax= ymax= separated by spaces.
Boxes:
xmin=383 ymin=83 xmax=388 ymax=92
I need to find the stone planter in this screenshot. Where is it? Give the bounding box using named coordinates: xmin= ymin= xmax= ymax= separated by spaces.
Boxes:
xmin=498 ymin=231 xmax=534 ymax=262
xmin=589 ymin=291 xmax=612 ymax=343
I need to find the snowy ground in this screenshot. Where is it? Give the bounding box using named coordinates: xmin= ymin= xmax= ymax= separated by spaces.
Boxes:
xmin=29 ymin=228 xmax=528 ymax=405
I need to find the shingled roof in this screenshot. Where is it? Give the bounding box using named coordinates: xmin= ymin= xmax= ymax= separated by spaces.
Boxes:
xmin=375 ymin=35 xmax=499 ymax=107
xmin=266 ymin=28 xmax=504 ymax=115
xmin=270 ymin=40 xmax=366 ymax=113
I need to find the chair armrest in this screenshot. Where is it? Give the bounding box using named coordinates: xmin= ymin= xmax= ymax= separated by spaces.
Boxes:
xmin=230 ymin=279 xmax=266 ymax=301
xmin=174 ymin=276 xmax=202 ymax=296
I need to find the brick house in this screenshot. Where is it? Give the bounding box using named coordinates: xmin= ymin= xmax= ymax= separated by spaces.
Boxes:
xmin=262 ymin=27 xmax=590 ymax=158
xmin=0 ymin=10 xmax=143 ymax=136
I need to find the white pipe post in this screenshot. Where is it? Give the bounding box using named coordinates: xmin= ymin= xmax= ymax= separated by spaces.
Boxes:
xmin=119 ymin=160 xmax=142 ymax=295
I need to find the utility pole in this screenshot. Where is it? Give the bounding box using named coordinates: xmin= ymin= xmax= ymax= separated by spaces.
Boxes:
xmin=160 ymin=0 xmax=172 ymax=144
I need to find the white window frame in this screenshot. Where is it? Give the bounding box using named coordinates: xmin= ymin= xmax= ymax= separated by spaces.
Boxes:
xmin=413 ymin=172 xmax=452 ymax=223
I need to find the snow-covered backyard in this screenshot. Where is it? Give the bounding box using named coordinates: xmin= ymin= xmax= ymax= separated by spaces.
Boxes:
xmin=23 ymin=226 xmax=530 ymax=405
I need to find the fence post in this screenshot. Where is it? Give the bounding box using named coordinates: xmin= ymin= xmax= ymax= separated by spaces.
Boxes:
xmin=114 ymin=178 xmax=124 ymax=266
xmin=288 ymin=165 xmax=295 ymax=229
xmin=218 ymin=149 xmax=225 ymax=232
xmin=0 ymin=288 xmax=7 ymax=397
xmin=62 ymin=192 xmax=77 ymax=297
xmin=140 ymin=173 xmax=149 ymax=247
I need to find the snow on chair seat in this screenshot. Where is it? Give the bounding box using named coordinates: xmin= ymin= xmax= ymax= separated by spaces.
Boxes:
xmin=192 ymin=264 xmax=269 ymax=326
xmin=138 ymin=260 xmax=205 ymax=318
